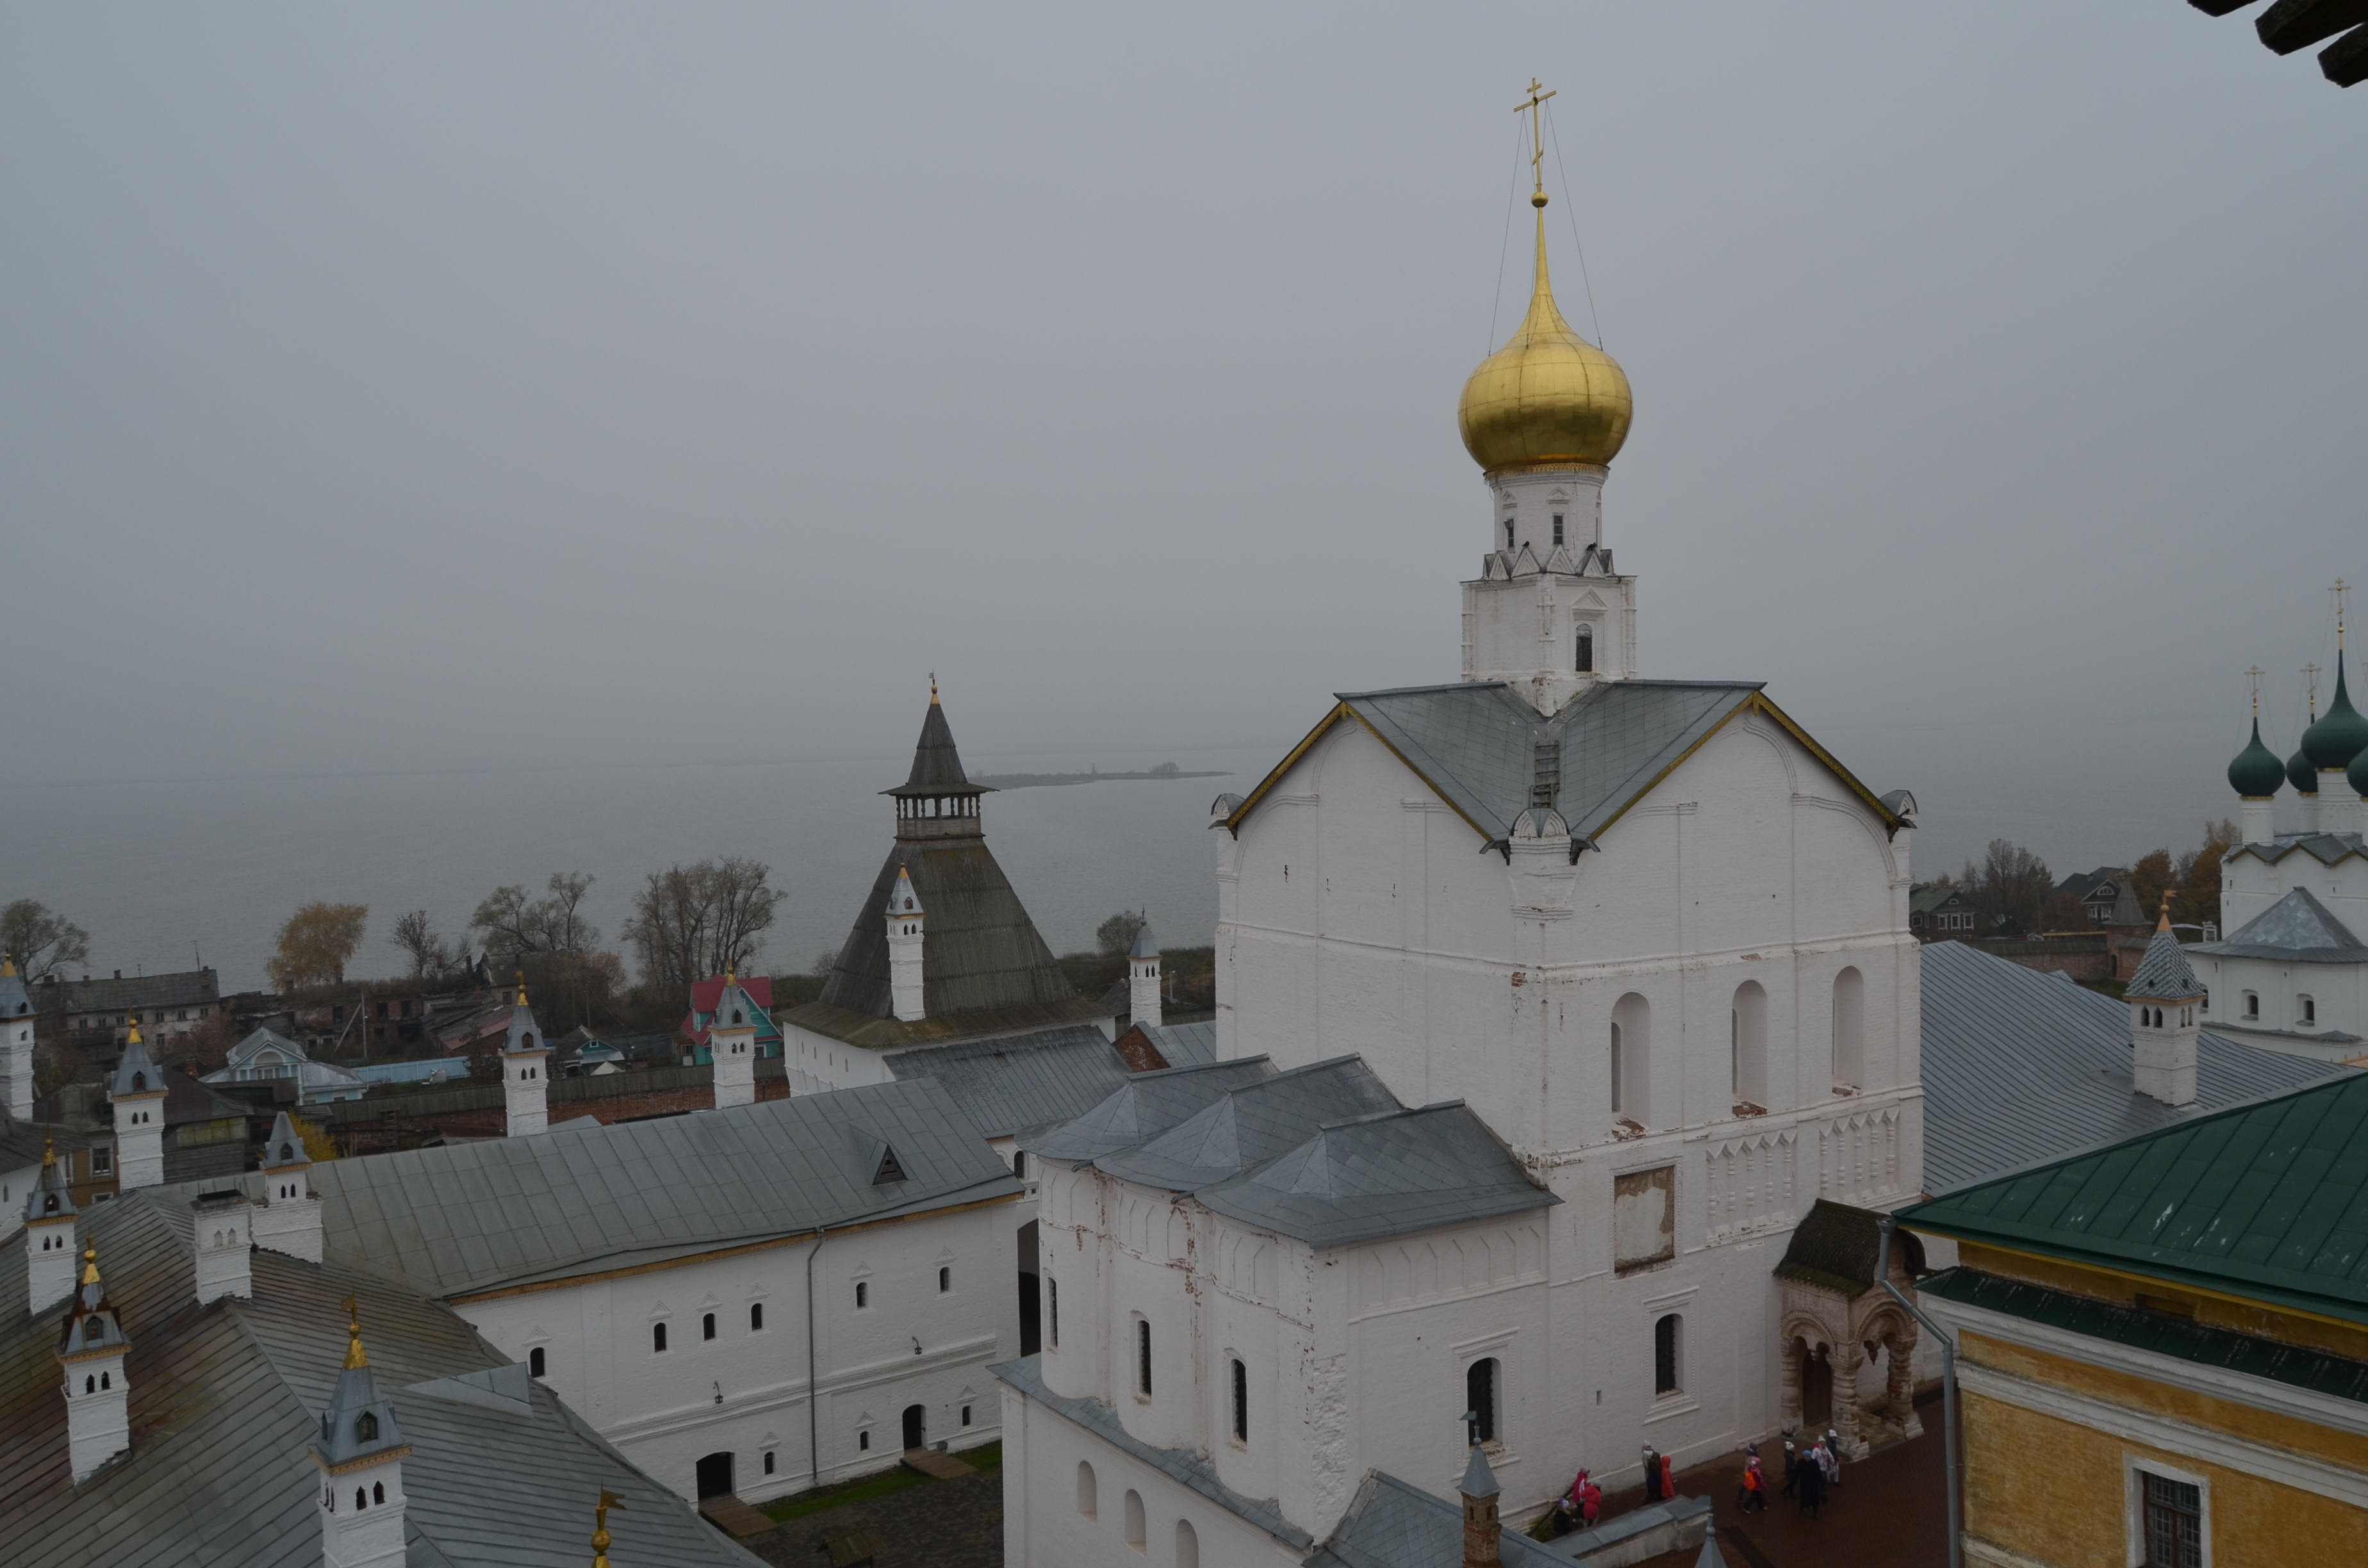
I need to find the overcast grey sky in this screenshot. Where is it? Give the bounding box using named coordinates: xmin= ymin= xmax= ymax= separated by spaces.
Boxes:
xmin=4 ymin=4 xmax=2363 ymax=882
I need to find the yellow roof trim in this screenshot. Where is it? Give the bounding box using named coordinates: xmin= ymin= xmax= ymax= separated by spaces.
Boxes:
xmin=1223 ymin=701 xmax=1495 ymax=845
xmin=1907 ymin=1230 xmax=2368 ymax=1337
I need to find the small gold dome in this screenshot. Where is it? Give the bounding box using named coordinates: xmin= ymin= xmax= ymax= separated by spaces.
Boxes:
xmin=1458 ymin=214 xmax=1632 ymax=473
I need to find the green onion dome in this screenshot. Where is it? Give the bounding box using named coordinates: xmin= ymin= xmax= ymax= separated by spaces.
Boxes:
xmin=2230 ymin=719 xmax=2286 ymax=797
xmin=2352 ymin=740 xmax=2368 ymax=797
xmin=2303 ymin=660 xmax=2368 ymax=773
xmin=2289 ymin=742 xmax=2319 ymax=793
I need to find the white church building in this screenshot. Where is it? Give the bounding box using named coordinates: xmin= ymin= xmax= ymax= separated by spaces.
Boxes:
xmin=998 ymin=133 xmax=1924 ymax=1562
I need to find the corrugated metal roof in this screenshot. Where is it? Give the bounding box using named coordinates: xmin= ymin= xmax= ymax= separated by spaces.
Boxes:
xmin=1902 ymin=1071 xmax=2368 ymax=1327
xmin=304 ymin=1080 xmax=1020 ymax=1299
xmin=1920 ymin=1266 xmax=2368 ymax=1403
xmin=796 ymin=840 xmax=1100 ymax=1045
xmin=1299 ymin=1469 xmax=1572 ymax=1567
xmin=883 ymin=1025 xmax=1137 ymax=1140
xmin=1918 ymin=940 xmax=2349 ymax=1195
xmin=1030 ymin=1057 xmax=1555 ymax=1248
xmin=0 ymin=1191 xmax=762 ymax=1566
xmin=2191 ymin=886 xmax=2368 ymax=963
xmin=1140 ymin=1020 xmax=1217 ymax=1068
xmin=990 ymin=1354 xmax=1311 ymax=1549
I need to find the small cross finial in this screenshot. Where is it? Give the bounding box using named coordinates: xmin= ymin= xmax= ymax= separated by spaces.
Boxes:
xmin=343 ymin=1294 xmax=369 ymax=1369
xmin=2306 ymin=662 xmax=2322 ymax=717
xmin=81 ymin=1239 xmax=99 ymax=1286
xmin=2339 ymin=580 xmax=2351 ymax=651
xmin=515 ymin=968 xmax=528 ymax=1006
xmin=592 ymin=1489 xmax=627 ymax=1567
xmin=1515 ymin=78 xmax=1558 ymax=205
xmin=929 ymin=672 xmax=940 ymax=705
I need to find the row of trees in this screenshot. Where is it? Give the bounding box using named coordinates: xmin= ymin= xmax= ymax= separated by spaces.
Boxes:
xmin=1931 ymin=821 xmax=2239 ymax=937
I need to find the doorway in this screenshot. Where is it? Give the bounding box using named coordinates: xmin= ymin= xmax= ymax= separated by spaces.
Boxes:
xmin=695 ymin=1451 xmax=734 ymax=1499
xmin=1802 ymin=1345 xmax=1834 ymax=1428
xmin=902 ymin=1403 xmax=926 ymax=1451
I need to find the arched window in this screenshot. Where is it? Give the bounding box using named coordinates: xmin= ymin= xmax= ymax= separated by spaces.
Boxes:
xmin=1575 ymin=625 xmax=1594 ymax=673
xmin=373 ymin=1482 xmax=384 ymax=1505
xmin=356 ymin=1488 xmax=368 ymax=1510
xmin=653 ymin=1322 xmax=668 ymax=1353
xmin=1076 ymin=1460 xmax=1098 ymax=1518
xmin=131 ymin=1072 xmax=146 ymax=1090
xmin=1654 ymin=1313 xmax=1683 ymax=1396
xmin=529 ymin=1346 xmax=545 ymax=1378
xmin=101 ymin=1371 xmax=110 ymax=1389
xmin=1231 ymin=1358 xmax=1248 ymax=1442
xmin=750 ymin=1303 xmax=764 ymax=1332
xmin=1137 ymin=1318 xmax=1153 ymax=1396
xmin=84 ymin=1375 xmax=94 ymax=1394
xmin=1731 ymin=981 xmax=1768 ymax=1107
xmin=357 ymin=1412 xmax=379 ymax=1442
xmin=939 ymin=1266 xmax=951 ymax=1293
xmin=1611 ymin=993 xmax=1650 ymax=1123
xmin=1503 ymin=518 xmax=1515 ymax=551
xmin=1832 ymin=967 xmax=1864 ymax=1089
xmin=1124 ymin=1489 xmax=1146 ymax=1549
xmin=703 ymin=1312 xmax=716 ymax=1341
xmin=1466 ymin=1357 xmax=1498 ymax=1444
xmin=1176 ymin=1519 xmax=1200 ymax=1568
xmin=855 ymin=1281 xmax=869 ymax=1309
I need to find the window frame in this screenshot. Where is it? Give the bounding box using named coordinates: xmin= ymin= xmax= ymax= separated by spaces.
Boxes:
xmin=1465 ymin=1357 xmax=1499 ymax=1445
xmin=1653 ymin=1313 xmax=1684 ymax=1398
xmin=2123 ymin=1455 xmax=2210 ymax=1568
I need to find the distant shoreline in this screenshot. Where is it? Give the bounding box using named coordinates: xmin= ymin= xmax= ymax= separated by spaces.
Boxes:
xmin=971 ymin=765 xmax=1231 ymax=790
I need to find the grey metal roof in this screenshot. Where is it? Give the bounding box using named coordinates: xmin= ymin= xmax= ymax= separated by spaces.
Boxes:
xmin=1139 ymin=1020 xmax=1217 ymax=1068
xmin=0 ymin=967 xmax=28 ymax=1018
xmin=883 ymin=1025 xmax=1139 ymax=1140
xmin=2228 ymin=831 xmax=2368 ymax=870
xmin=263 ymin=1111 xmax=311 ymax=1170
xmin=1458 ymin=1445 xmax=1499 ymax=1499
xmin=109 ymin=1033 xmax=165 ymax=1098
xmin=2128 ymin=922 xmax=2204 ymax=1000
xmin=1231 ymin=679 xmax=1902 ymax=849
xmin=885 ymin=696 xmax=991 ymax=799
xmin=0 ymin=1114 xmax=88 ymax=1175
xmin=1129 ymin=920 xmax=1159 ymax=960
xmin=0 ymin=1191 xmax=762 ymax=1567
xmin=1919 ymin=940 xmax=2351 ymax=1195
xmin=991 ymin=1354 xmax=1312 ymax=1550
xmin=1026 ymin=1058 xmax=1278 ymax=1164
xmin=56 ymin=969 xmax=220 ymax=1016
xmin=1299 ymin=1469 xmax=1570 ymax=1568
xmin=793 ymin=839 xmax=1103 ymax=1047
xmin=2192 ymin=886 xmax=2368 ymax=963
xmin=1030 ymin=1057 xmax=1556 ymax=1248
xmin=302 ymin=1079 xmax=1021 ymax=1299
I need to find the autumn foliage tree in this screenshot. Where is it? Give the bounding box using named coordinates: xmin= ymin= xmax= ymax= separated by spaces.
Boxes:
xmin=267 ymin=902 xmax=369 ymax=992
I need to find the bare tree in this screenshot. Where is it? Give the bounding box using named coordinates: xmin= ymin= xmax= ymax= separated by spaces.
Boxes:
xmin=390 ymin=910 xmax=464 ymax=979
xmin=623 ymin=858 xmax=781 ymax=996
xmin=0 ymin=900 xmax=92 ymax=982
xmin=1960 ymin=840 xmax=2052 ymax=936
xmin=470 ymin=873 xmax=599 ymax=964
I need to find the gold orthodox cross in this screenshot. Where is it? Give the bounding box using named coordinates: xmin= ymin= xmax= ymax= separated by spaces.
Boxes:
xmin=2337 ymin=579 xmax=2351 ymax=649
xmin=1516 ymin=78 xmax=1557 ymax=200
xmin=2306 ymin=662 xmax=2322 ymax=717
xmin=2248 ymin=665 xmax=2264 ymax=715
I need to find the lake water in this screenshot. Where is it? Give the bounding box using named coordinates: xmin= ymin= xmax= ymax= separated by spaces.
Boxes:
xmin=0 ymin=706 xmax=2246 ymax=993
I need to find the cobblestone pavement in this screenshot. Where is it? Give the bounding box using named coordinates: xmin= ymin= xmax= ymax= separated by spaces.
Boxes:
xmin=1622 ymin=1416 xmax=1949 ymax=1568
xmin=743 ymin=1466 xmax=1002 ymax=1568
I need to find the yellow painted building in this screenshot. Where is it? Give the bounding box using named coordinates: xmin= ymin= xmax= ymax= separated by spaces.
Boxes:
xmin=1902 ymin=1071 xmax=2368 ymax=1568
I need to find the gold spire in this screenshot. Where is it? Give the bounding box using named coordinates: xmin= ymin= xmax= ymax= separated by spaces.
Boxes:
xmin=1517 ymin=78 xmax=1556 ymax=208
xmin=1458 ymin=81 xmax=1631 ymax=475
xmin=81 ymin=1240 xmax=100 ymax=1287
xmin=591 ymin=1488 xmax=626 ymax=1568
xmin=343 ymin=1294 xmax=370 ymax=1369
xmin=723 ymin=963 xmax=736 ymax=987
xmin=1 ymin=953 xmax=15 ymax=978
xmin=515 ymin=970 xmax=529 ymax=1007
xmin=2158 ymin=893 xmax=2175 ymax=933
xmin=929 ymin=672 xmax=940 ymax=705
xmin=42 ymin=1132 xmax=54 ymax=1170
xmin=126 ymin=1018 xmax=142 ymax=1047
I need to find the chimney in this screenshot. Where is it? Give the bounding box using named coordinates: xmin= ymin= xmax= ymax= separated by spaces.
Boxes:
xmin=1127 ymin=917 xmax=1162 ymax=1031
xmin=24 ymin=1139 xmax=79 ymax=1316
xmin=886 ymin=865 xmax=926 ymax=1023
xmin=193 ymin=1191 xmax=254 ymax=1305
xmin=2128 ymin=899 xmax=2203 ymax=1108
xmin=1459 ymin=1444 xmax=1501 ymax=1568
xmin=58 ymin=1239 xmax=132 ymax=1482
xmin=254 ymin=1111 xmax=324 ymax=1263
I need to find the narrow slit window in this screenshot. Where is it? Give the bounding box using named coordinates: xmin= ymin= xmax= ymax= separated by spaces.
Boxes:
xmin=1137 ymin=1319 xmax=1152 ymax=1396
xmin=1231 ymin=1358 xmax=1248 ymax=1442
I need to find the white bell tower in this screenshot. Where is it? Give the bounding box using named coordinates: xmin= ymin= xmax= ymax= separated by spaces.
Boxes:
xmin=1127 ymin=918 xmax=1162 ymax=1030
xmin=59 ymin=1240 xmax=133 ymax=1483
xmin=24 ymin=1139 xmax=79 ymax=1318
xmin=313 ymin=1301 xmax=413 ymax=1568
xmin=109 ymin=1023 xmax=169 ymax=1191
xmin=254 ymin=1111 xmax=324 ymax=1263
xmin=886 ymin=865 xmax=926 ymax=1024
xmin=500 ymin=979 xmax=550 ymax=1137
xmin=709 ymin=970 xmax=759 ymax=1109
xmin=2128 ymin=902 xmax=2203 ymax=1109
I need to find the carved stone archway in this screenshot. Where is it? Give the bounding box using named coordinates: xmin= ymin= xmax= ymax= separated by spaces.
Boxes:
xmin=1772 ymin=1200 xmax=1927 ymax=1459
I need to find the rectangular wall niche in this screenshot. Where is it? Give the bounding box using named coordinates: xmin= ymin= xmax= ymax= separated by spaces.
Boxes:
xmin=1613 ymin=1166 xmax=1676 ymax=1274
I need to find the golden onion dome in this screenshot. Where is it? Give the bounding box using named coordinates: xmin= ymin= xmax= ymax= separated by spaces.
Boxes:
xmin=1458 ymin=207 xmax=1632 ymax=473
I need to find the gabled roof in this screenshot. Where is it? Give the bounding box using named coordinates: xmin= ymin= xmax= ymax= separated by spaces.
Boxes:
xmin=1299 ymin=1469 xmax=1570 ymax=1568
xmin=0 ymin=1192 xmax=760 ymax=1566
xmin=1909 ymin=885 xmax=1968 ymax=914
xmin=791 ymin=840 xmax=1102 ymax=1048
xmin=1030 ymin=1056 xmax=1556 ymax=1248
xmin=1225 ymin=680 xmax=1902 ymax=845
xmin=1918 ymin=941 xmax=2347 ymax=1195
xmin=1900 ymin=1072 xmax=2368 ymax=1327
xmin=2228 ymin=831 xmax=2368 ymax=870
xmin=303 ymin=1079 xmax=1019 ymax=1299
xmin=883 ymin=1025 xmax=1141 ymax=1141
xmin=2191 ymin=886 xmax=2368 ymax=965
xmin=1136 ymin=1020 xmax=1217 ymax=1069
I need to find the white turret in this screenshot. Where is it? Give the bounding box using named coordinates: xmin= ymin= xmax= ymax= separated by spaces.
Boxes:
xmin=313 ymin=1303 xmax=413 ymax=1568
xmin=25 ymin=1138 xmax=79 ymax=1317
xmin=709 ymin=969 xmax=759 ymax=1110
xmin=0 ymin=954 xmax=34 ymax=1123
xmin=58 ymin=1239 xmax=132 ymax=1483
xmin=193 ymin=1189 xmax=254 ymax=1305
xmin=108 ymin=1023 xmax=168 ymax=1191
xmin=886 ymin=865 xmax=926 ymax=1024
xmin=2128 ymin=901 xmax=2203 ymax=1109
xmin=254 ymin=1111 xmax=324 ymax=1262
xmin=500 ymin=979 xmax=550 ymax=1138
xmin=1127 ymin=917 xmax=1162 ymax=1030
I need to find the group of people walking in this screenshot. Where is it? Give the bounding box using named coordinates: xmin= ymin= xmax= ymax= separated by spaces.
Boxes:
xmin=1743 ymin=1428 xmax=1845 ymax=1519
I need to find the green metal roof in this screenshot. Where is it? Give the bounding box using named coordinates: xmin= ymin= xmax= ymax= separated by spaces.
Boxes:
xmin=1920 ymin=1266 xmax=2368 ymax=1405
xmin=1898 ymin=1072 xmax=2368 ymax=1327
